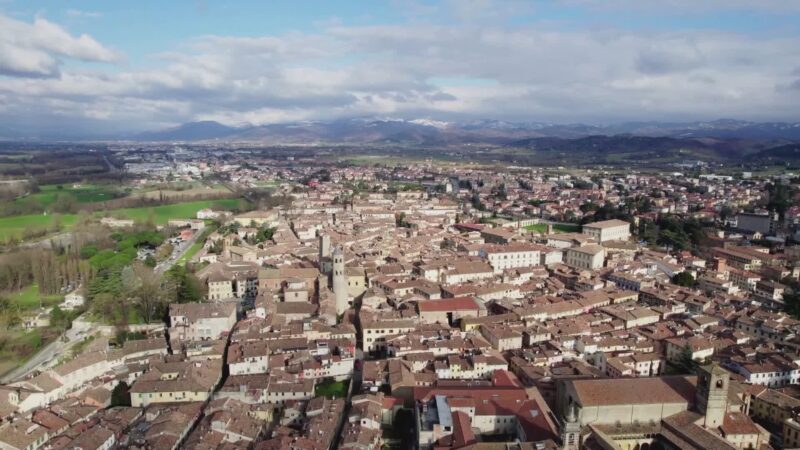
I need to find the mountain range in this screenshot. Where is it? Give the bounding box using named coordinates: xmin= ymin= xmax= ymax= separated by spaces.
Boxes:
xmin=132 ymin=118 xmax=800 ymax=143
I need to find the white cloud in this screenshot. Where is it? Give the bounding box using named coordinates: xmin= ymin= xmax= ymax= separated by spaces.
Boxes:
xmin=0 ymin=9 xmax=799 ymax=133
xmin=0 ymin=13 xmax=118 ymax=77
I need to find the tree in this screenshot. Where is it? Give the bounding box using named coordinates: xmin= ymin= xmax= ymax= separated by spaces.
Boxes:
xmin=247 ymin=226 xmax=276 ymax=244
xmin=156 ymin=243 xmax=174 ymax=261
xmin=165 ymin=265 xmax=205 ymax=303
xmin=784 ymin=289 xmax=800 ymax=319
xmin=393 ymin=409 xmax=415 ymax=449
xmin=50 ymin=305 xmax=71 ymax=330
xmin=395 ymin=213 xmax=409 ymax=228
xmin=671 ymin=272 xmax=696 ymax=288
xmin=124 ymin=263 xmax=177 ymax=323
xmin=90 ymin=292 xmax=118 ymax=324
xmin=111 ymin=381 xmax=131 ymax=407
xmin=765 ymin=182 xmax=795 ymax=220
xmin=719 ymin=206 xmax=735 ymax=222
xmin=143 ymin=255 xmax=157 ymax=268
xmin=80 ymin=245 xmax=99 ymax=259
xmin=676 ymin=344 xmax=699 ymax=374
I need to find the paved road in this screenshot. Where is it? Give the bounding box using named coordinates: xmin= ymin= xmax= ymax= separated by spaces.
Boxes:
xmin=155 ymin=230 xmax=202 ymax=275
xmin=0 ymin=315 xmax=93 ymax=383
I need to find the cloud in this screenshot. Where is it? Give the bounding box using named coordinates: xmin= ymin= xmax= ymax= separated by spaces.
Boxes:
xmin=635 ymin=39 xmax=706 ymax=75
xmin=0 ymin=13 xmax=118 ymax=78
xmin=0 ymin=9 xmax=799 ymax=134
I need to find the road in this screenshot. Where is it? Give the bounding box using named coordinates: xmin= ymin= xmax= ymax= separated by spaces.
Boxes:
xmin=102 ymin=154 xmax=120 ymax=173
xmin=155 ymin=228 xmax=203 ymax=274
xmin=0 ymin=315 xmax=93 ymax=383
xmin=2 ymin=218 xmax=203 ymax=383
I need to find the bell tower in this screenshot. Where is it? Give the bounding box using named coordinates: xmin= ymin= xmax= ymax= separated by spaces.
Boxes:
xmin=561 ymin=403 xmax=581 ymax=450
xmin=332 ymin=247 xmax=348 ymax=317
xmin=319 ymin=234 xmax=332 ymax=274
xmin=696 ymin=363 xmax=729 ymax=429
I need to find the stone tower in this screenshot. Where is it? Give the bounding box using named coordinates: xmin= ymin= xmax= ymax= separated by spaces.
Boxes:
xmin=319 ymin=234 xmax=332 ymax=274
xmin=332 ymin=247 xmax=348 ymax=317
xmin=560 ymin=403 xmax=581 ymax=450
xmin=319 ymin=234 xmax=331 ymax=259
xmin=696 ymin=363 xmax=729 ymax=429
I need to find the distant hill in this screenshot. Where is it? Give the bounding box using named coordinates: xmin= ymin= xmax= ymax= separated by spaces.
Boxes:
xmin=745 ymin=143 xmax=800 ymax=164
xmin=134 ymin=121 xmax=240 ymax=141
xmin=119 ymin=118 xmax=800 ymax=166
xmin=503 ymin=135 xmax=750 ymax=165
xmin=132 ymin=118 xmax=800 ymax=144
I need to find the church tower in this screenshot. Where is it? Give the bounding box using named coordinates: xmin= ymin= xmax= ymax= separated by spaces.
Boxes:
xmin=560 ymin=403 xmax=581 ymax=450
xmin=696 ymin=363 xmax=729 ymax=429
xmin=332 ymin=247 xmax=348 ymax=317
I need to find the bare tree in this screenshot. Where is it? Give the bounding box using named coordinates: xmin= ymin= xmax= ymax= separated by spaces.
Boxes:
xmin=123 ymin=262 xmax=177 ymax=323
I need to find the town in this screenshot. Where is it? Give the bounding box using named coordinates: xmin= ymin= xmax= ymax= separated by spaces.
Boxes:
xmin=0 ymin=145 xmax=798 ymax=450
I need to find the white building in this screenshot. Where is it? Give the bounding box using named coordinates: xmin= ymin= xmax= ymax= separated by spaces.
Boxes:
xmin=478 ymin=244 xmax=541 ymax=273
xmin=61 ymin=290 xmax=85 ymax=310
xmin=169 ymin=302 xmax=237 ymax=342
xmin=565 ymin=245 xmax=606 ymax=270
xmin=582 ymin=219 xmax=631 ymax=243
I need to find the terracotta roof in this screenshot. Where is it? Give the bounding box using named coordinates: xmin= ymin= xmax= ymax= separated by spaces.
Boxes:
xmin=417 ymin=296 xmax=480 ymax=312
xmin=571 ymin=375 xmax=696 ymax=407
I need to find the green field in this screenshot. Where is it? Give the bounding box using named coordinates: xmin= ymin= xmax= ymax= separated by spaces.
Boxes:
xmin=315 ymin=378 xmax=349 ymax=399
xmin=16 ymin=184 xmax=120 ymax=208
xmin=0 ymin=214 xmax=79 ymax=241
xmin=524 ymin=223 xmax=582 ymax=234
xmin=8 ymin=284 xmax=64 ymax=310
xmin=0 ymin=198 xmax=245 ymax=240
xmin=177 ymin=241 xmax=204 ymax=264
xmin=251 ymin=180 xmax=280 ymax=188
xmin=109 ymin=198 xmax=243 ymax=224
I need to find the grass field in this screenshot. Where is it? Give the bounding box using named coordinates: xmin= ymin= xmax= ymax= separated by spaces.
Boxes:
xmin=0 ymin=198 xmax=245 ymax=240
xmin=177 ymin=241 xmax=204 ymax=264
xmin=524 ymin=223 xmax=582 ymax=234
xmin=315 ymin=378 xmax=348 ymax=399
xmin=109 ymin=198 xmax=243 ymax=224
xmin=0 ymin=214 xmax=79 ymax=240
xmin=16 ymin=184 xmax=120 ymax=208
xmin=252 ymin=180 xmax=279 ymax=188
xmin=132 ymin=185 xmax=232 ymax=200
xmin=8 ymin=284 xmax=64 ymax=310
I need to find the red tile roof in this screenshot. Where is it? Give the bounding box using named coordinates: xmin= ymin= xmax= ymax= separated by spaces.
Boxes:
xmin=417 ymin=296 xmax=480 ymax=312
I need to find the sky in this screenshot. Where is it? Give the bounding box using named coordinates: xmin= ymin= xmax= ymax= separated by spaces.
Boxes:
xmin=1 ymin=0 xmax=800 ymax=136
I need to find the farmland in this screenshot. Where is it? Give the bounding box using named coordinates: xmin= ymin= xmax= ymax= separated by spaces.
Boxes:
xmin=15 ymin=184 xmax=122 ymax=209
xmin=130 ymin=183 xmax=232 ymax=201
xmin=107 ymin=198 xmax=244 ymax=224
xmin=0 ymin=214 xmax=79 ymax=241
xmin=0 ymin=198 xmax=247 ymax=241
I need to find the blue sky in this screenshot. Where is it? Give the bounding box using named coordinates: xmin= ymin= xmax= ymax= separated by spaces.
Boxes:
xmin=1 ymin=0 xmax=800 ymax=136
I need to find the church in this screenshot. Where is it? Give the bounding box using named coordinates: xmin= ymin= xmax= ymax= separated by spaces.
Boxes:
xmin=557 ymin=364 xmax=769 ymax=450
